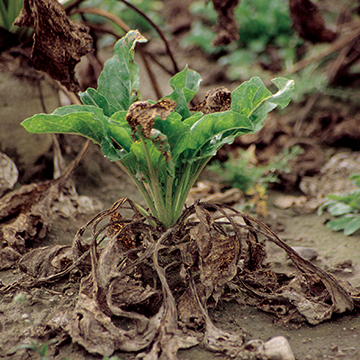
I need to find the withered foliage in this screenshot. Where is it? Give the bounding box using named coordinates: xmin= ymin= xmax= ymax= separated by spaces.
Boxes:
xmin=211 ymin=0 xmax=240 ymax=46
xmin=14 ymin=0 xmax=93 ymax=92
xmin=126 ymin=99 xmax=177 ymax=138
xmin=289 ymin=0 xmax=337 ymax=43
xmin=9 ymin=198 xmax=359 ymax=358
xmin=190 ymin=86 xmax=231 ymax=114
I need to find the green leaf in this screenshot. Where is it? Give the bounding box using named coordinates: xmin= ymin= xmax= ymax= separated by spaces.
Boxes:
xmin=231 ymin=77 xmax=295 ymax=131
xmin=79 ymin=88 xmax=116 ymax=118
xmin=22 ymin=105 xmax=123 ymax=161
xmin=80 ymin=30 xmax=147 ymax=115
xmin=326 ymin=216 xmax=355 ymax=232
xmin=344 ymin=215 xmax=360 ymax=235
xmin=108 ymin=111 xmax=134 ymax=153
xmin=166 ymin=66 xmax=202 ymax=119
xmin=327 ymin=202 xmax=353 ymax=216
xmin=185 ymin=111 xmax=253 ymax=159
xmin=153 ymin=112 xmax=190 ymax=159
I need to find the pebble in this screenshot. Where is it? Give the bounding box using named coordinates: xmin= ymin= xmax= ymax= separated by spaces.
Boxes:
xmin=264 ymin=336 xmax=295 ymax=360
xmin=291 ymin=246 xmax=318 ymax=261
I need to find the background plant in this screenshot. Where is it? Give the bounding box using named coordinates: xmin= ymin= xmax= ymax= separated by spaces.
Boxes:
xmin=182 ymin=0 xmax=303 ymax=78
xmin=318 ymin=174 xmax=360 ymax=235
xmin=0 ymin=0 xmax=31 ymax=38
xmin=208 ymin=145 xmax=302 ymax=216
xmin=22 ymin=30 xmax=294 ymax=228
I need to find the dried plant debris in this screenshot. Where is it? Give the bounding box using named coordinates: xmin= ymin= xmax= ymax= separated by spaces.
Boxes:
xmin=14 ymin=0 xmax=93 ymax=92
xmin=211 ymin=0 xmax=240 ymax=46
xmin=0 ymin=147 xmax=101 ymax=271
xmin=190 ymin=86 xmax=231 ymax=114
xmin=0 ymin=152 xmax=18 ymax=197
xmin=289 ymin=0 xmax=337 ymax=43
xmin=8 ymin=198 xmax=359 ymax=358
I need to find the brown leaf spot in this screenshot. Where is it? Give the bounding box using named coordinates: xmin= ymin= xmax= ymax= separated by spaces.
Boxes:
xmin=190 ymin=86 xmax=231 ymax=114
xmin=126 ymin=98 xmax=177 ymax=138
xmin=14 ymin=0 xmax=93 ymax=92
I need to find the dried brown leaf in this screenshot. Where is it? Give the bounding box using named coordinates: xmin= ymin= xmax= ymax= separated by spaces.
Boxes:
xmin=14 ymin=0 xmax=93 ymax=91
xmin=190 ymin=87 xmax=231 ymax=114
xmin=126 ymin=98 xmax=177 ymax=138
xmin=289 ymin=0 xmax=337 ymax=43
xmin=211 ymin=0 xmax=240 ymax=46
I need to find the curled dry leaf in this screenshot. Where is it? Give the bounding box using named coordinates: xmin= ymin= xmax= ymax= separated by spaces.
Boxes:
xmin=126 ymin=98 xmax=177 ymax=139
xmin=190 ymin=87 xmax=231 ymax=114
xmin=289 ymin=0 xmax=337 ymax=43
xmin=14 ymin=0 xmax=93 ymax=91
xmin=211 ymin=0 xmax=240 ymax=46
xmin=0 ymin=152 xmax=18 ymax=197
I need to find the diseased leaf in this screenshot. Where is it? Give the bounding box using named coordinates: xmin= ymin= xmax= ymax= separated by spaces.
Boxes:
xmin=166 ymin=66 xmax=202 ymax=119
xmin=126 ymin=98 xmax=177 ymax=138
xmin=14 ymin=0 xmax=92 ymax=92
xmin=80 ymin=30 xmax=147 ymax=114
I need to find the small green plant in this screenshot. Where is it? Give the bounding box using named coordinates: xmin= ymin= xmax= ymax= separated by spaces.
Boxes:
xmin=208 ymin=146 xmax=301 ymax=193
xmin=0 ymin=0 xmax=31 ymax=38
xmin=22 ymin=30 xmax=294 ymax=228
xmin=182 ymin=0 xmax=302 ymax=78
xmin=208 ymin=146 xmax=301 ymax=216
xmin=318 ymin=174 xmax=360 ymax=235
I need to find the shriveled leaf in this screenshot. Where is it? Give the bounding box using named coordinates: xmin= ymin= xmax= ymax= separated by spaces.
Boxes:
xmin=190 ymin=87 xmax=231 ymax=115
xmin=126 ymin=98 xmax=177 ymax=138
xmin=14 ymin=0 xmax=92 ymax=92
xmin=80 ymin=30 xmax=147 ymax=114
xmin=166 ymin=66 xmax=202 ymax=119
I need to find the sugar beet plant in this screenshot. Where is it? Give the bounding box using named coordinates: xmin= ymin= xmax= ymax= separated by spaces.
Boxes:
xmin=22 ymin=30 xmax=294 ymax=228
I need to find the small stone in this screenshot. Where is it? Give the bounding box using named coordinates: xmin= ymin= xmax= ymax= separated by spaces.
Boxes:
xmin=292 ymin=247 xmax=318 ymax=261
xmin=264 ymin=336 xmax=295 ymax=360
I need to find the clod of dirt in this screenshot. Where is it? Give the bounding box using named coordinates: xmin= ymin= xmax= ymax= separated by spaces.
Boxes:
xmin=14 ymin=0 xmax=93 ymax=92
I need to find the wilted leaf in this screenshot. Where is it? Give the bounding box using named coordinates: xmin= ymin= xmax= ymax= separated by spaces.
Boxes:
xmin=289 ymin=0 xmax=337 ymax=43
xmin=190 ymin=87 xmax=231 ymax=114
xmin=126 ymin=98 xmax=177 ymax=139
xmin=14 ymin=0 xmax=92 ymax=91
xmin=211 ymin=0 xmax=240 ymax=46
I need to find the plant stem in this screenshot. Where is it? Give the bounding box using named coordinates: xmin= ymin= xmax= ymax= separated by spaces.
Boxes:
xmin=139 ymin=133 xmax=168 ymax=226
xmin=117 ymin=160 xmax=157 ymax=217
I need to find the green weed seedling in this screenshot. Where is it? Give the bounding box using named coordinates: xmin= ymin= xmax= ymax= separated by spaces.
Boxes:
xmin=318 ymin=174 xmax=360 ymax=235
xmin=208 ymin=146 xmax=301 ymax=216
xmin=22 ymin=30 xmax=294 ymax=228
